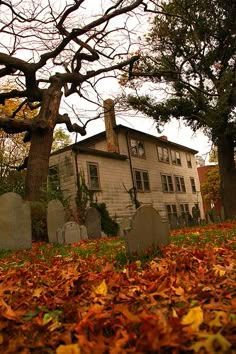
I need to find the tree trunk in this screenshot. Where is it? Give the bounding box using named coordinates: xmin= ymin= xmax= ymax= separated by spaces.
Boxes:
xmin=25 ymin=83 xmax=62 ymax=201
xmin=217 ymin=134 xmax=236 ymax=220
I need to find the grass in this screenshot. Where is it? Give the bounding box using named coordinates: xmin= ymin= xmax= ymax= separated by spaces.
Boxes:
xmin=0 ymin=221 xmax=235 ymax=353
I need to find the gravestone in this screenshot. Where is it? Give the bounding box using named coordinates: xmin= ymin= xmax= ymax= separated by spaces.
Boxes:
xmin=124 ymin=205 xmax=169 ymax=256
xmin=0 ymin=192 xmax=32 ymax=250
xmin=118 ymin=217 xmax=132 ymax=237
xmin=80 ymin=225 xmax=88 ymax=240
xmin=56 ymin=228 xmax=65 ymax=245
xmin=84 ymin=207 xmax=101 ymax=239
xmin=47 ymin=200 xmax=65 ymax=243
xmin=64 ymin=222 xmax=81 ymax=244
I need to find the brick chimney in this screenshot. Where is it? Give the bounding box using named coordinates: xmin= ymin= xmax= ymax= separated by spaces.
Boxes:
xmin=160 ymin=135 xmax=168 ymax=141
xmin=103 ymin=99 xmax=119 ymax=153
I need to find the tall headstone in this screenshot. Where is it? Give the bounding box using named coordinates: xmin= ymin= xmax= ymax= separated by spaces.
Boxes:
xmin=125 ymin=205 xmax=169 ymax=256
xmin=0 ymin=193 xmax=32 ymax=250
xmin=84 ymin=207 xmax=101 ymax=239
xmin=64 ymin=222 xmax=81 ymax=244
xmin=47 ymin=200 xmax=65 ymax=243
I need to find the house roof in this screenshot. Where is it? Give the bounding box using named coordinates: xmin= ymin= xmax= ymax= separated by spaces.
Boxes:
xmin=51 ymin=124 xmax=198 ymax=156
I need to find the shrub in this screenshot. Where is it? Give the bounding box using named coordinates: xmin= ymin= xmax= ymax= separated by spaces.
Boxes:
xmin=91 ymin=202 xmax=119 ymax=236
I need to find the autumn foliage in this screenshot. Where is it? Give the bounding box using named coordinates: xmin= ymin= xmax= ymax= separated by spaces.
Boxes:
xmin=0 ymin=222 xmax=236 ymax=353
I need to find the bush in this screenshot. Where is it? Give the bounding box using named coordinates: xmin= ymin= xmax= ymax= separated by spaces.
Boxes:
xmin=91 ymin=202 xmax=119 ymax=236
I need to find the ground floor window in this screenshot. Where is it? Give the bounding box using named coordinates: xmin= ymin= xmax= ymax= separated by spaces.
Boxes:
xmin=87 ymin=162 xmax=101 ymax=190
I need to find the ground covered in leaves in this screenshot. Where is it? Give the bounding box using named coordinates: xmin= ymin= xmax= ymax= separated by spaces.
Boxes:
xmin=0 ymin=222 xmax=236 ymax=353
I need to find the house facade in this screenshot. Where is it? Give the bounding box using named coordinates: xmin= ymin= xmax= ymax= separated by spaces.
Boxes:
xmin=49 ymin=99 xmax=204 ymax=226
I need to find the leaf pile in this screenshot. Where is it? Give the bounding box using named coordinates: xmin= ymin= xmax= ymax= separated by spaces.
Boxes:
xmin=0 ymin=222 xmax=236 ymax=353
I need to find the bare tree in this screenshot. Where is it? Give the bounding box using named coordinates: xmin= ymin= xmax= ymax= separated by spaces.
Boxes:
xmin=0 ymin=0 xmax=146 ymax=200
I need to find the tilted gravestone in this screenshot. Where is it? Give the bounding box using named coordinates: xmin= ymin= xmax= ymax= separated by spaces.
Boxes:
xmin=84 ymin=207 xmax=101 ymax=239
xmin=64 ymin=222 xmax=81 ymax=244
xmin=124 ymin=205 xmax=169 ymax=256
xmin=80 ymin=225 xmax=88 ymax=240
xmin=47 ymin=199 xmax=65 ymax=243
xmin=0 ymin=192 xmax=32 ymax=250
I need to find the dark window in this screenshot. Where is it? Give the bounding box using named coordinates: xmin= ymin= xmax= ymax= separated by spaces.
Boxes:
xmin=175 ymin=176 xmax=186 ymax=192
xmin=166 ymin=204 xmax=177 ymax=222
xmin=88 ymin=162 xmax=100 ymax=190
xmin=190 ymin=177 xmax=196 ymax=193
xmin=180 ymin=203 xmax=189 ymax=216
xmin=186 ymin=153 xmax=192 ymax=168
xmin=134 ymin=169 xmax=150 ymax=192
xmin=171 ymin=150 xmax=181 ymax=165
xmin=161 ymin=174 xmax=174 ymax=192
xmin=48 ymin=165 xmax=60 ymax=191
xmin=130 ymin=138 xmax=145 ymax=158
xmin=157 ymin=146 xmax=169 ymax=163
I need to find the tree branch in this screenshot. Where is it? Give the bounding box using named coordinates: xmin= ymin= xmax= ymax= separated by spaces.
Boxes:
xmin=57 ymin=113 xmax=86 ymax=136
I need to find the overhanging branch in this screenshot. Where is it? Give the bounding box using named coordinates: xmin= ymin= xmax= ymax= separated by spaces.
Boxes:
xmin=57 ymin=113 xmax=86 ymax=136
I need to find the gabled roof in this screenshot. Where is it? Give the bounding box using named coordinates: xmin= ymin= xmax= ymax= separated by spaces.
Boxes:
xmin=51 ymin=124 xmax=198 ymax=156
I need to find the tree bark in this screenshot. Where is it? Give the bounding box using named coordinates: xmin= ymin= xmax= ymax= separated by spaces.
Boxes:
xmin=217 ymin=134 xmax=236 ymax=220
xmin=25 ymin=83 xmax=62 ymax=201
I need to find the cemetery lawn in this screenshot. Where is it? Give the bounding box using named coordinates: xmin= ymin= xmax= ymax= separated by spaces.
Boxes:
xmin=0 ymin=222 xmax=236 ymax=353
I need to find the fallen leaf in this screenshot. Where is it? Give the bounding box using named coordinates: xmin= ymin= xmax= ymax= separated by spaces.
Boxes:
xmin=56 ymin=344 xmax=80 ymax=354
xmin=213 ymin=265 xmax=226 ymax=276
xmin=190 ymin=333 xmax=231 ymax=353
xmin=209 ymin=311 xmax=227 ymax=328
xmin=181 ymin=306 xmax=203 ymax=332
xmin=94 ymin=279 xmax=108 ymax=296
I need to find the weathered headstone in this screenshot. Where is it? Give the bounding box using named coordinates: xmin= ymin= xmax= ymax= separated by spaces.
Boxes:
xmin=0 ymin=192 xmax=32 ymax=250
xmin=56 ymin=228 xmax=65 ymax=244
xmin=80 ymin=225 xmax=88 ymax=240
xmin=64 ymin=222 xmax=81 ymax=244
xmin=84 ymin=207 xmax=101 ymax=239
xmin=47 ymin=200 xmax=65 ymax=243
xmin=125 ymin=205 xmax=169 ymax=256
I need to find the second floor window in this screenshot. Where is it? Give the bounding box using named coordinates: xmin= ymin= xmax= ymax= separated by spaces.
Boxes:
xmin=130 ymin=138 xmax=145 ymax=158
xmin=186 ymin=153 xmax=192 ymax=168
xmin=161 ymin=174 xmax=174 ymax=192
xmin=171 ymin=150 xmax=181 ymax=165
xmin=190 ymin=177 xmax=196 ymax=193
xmin=87 ymin=162 xmax=100 ymax=190
xmin=157 ymin=146 xmax=169 ymax=163
xmin=175 ymin=176 xmax=186 ymax=192
xmin=134 ymin=169 xmax=150 ymax=192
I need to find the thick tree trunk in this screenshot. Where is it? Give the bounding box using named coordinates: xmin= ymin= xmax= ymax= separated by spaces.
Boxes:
xmin=25 ymin=83 xmax=62 ymax=201
xmin=217 ymin=134 xmax=236 ymax=220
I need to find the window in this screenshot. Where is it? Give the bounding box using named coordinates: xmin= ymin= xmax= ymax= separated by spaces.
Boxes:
xmin=190 ymin=177 xmax=196 ymax=193
xmin=180 ymin=203 xmax=189 ymax=216
xmin=157 ymin=146 xmax=169 ymax=163
xmin=166 ymin=204 xmax=177 ymax=222
xmin=134 ymin=169 xmax=150 ymax=192
xmin=175 ymin=176 xmax=186 ymax=192
xmin=87 ymin=162 xmax=101 ymax=190
xmin=171 ymin=150 xmax=181 ymax=165
xmin=130 ymin=138 xmax=145 ymax=158
xmin=186 ymin=153 xmax=192 ymax=168
xmin=48 ymin=165 xmax=60 ymax=191
xmin=161 ymin=174 xmax=174 ymax=192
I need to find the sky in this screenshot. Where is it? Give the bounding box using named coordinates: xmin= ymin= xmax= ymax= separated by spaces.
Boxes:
xmin=67 ymin=76 xmax=212 ymax=162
